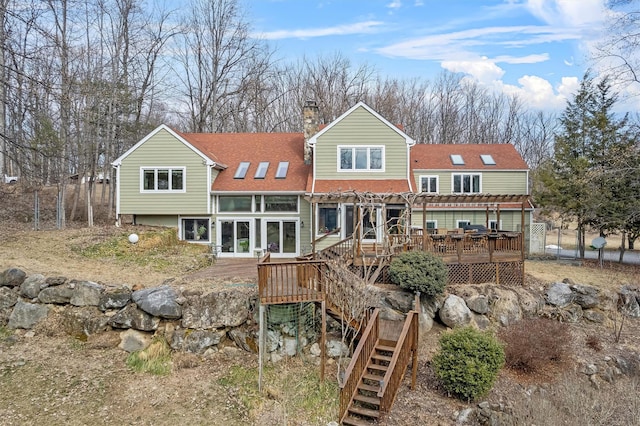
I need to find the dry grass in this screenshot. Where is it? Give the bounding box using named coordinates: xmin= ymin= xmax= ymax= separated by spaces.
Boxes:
xmin=525 ymin=259 xmax=638 ymax=290
xmin=511 ymin=373 xmax=640 ymax=426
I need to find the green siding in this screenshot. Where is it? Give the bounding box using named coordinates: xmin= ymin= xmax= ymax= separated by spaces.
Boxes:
xmin=134 ymin=215 xmax=179 ymax=227
xmin=412 ymin=210 xmax=530 ymax=232
xmin=299 ymin=198 xmax=311 ymax=253
xmin=315 ymin=106 xmax=408 ymax=180
xmin=413 ymin=170 xmax=527 ymax=195
xmin=118 ymin=128 xmax=210 ymax=215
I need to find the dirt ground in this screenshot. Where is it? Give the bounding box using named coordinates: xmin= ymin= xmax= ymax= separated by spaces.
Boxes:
xmin=1 ymin=219 xmax=639 ymax=425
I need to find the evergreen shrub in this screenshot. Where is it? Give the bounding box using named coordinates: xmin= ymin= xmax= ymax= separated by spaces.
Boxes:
xmin=388 ymin=251 xmax=447 ymax=297
xmin=433 ymin=327 xmax=505 ymax=401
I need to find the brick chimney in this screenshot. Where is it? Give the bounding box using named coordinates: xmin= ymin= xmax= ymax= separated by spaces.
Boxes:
xmin=303 ymin=100 xmax=319 ymax=165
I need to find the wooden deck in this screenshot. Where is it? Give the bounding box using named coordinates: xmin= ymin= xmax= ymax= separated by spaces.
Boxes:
xmin=257 ymin=257 xmax=326 ymax=304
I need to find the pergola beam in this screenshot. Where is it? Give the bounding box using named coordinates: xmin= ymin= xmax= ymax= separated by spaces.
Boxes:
xmin=305 ymin=192 xmax=531 ymax=206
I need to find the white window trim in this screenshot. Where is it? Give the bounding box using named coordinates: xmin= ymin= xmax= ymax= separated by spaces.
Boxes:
xmin=425 ymin=220 xmax=437 ymax=229
xmin=337 ymin=145 xmax=385 ymax=172
xmin=217 ymin=195 xmax=254 ymax=214
xmin=263 ymin=195 xmax=300 ymax=214
xmin=456 ymin=219 xmax=471 ymax=228
xmin=179 ymin=216 xmax=211 ymax=243
xmin=419 ymin=175 xmax=439 ymax=193
xmin=140 ymin=166 xmax=186 ymax=193
xmin=316 ymin=203 xmax=340 ymax=237
xmin=451 ymin=173 xmax=482 ymax=194
xmin=489 ymin=220 xmax=502 ymax=231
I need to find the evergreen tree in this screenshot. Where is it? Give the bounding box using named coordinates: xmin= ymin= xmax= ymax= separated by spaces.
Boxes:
xmin=536 ymin=74 xmax=637 ymax=259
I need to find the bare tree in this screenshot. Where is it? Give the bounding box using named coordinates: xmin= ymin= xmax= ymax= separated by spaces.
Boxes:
xmin=174 ymin=0 xmax=271 ymax=133
xmin=595 ymin=0 xmax=640 ymax=90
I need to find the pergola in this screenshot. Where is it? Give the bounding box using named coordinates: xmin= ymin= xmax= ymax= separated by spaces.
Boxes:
xmin=305 ymin=192 xmax=532 ymax=253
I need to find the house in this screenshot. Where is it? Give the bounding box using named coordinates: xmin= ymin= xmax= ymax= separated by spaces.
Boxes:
xmin=112 ymin=101 xmax=532 ymax=258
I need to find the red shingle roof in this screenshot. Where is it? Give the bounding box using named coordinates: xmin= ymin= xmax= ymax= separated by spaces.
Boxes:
xmin=180 ymin=132 xmax=310 ymax=192
xmin=309 ymin=179 xmax=411 ymax=194
xmin=411 ymin=143 xmax=528 ymax=170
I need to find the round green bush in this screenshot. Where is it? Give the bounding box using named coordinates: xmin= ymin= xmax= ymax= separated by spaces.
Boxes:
xmin=432 ymin=327 xmax=505 ymax=401
xmin=388 ymin=251 xmax=447 ymax=297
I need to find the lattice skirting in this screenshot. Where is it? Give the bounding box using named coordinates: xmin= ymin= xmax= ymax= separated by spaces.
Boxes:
xmin=447 ymin=261 xmax=523 ymax=286
xmin=351 ymin=261 xmax=523 ymax=286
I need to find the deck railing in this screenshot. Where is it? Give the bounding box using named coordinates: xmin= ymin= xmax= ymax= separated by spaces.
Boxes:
xmin=257 ymin=255 xmax=326 ymax=304
xmin=339 ymin=308 xmax=380 ymax=424
xmin=316 ymin=236 xmax=353 ymax=261
xmin=377 ymin=310 xmax=419 ymax=413
xmin=388 ymin=232 xmax=522 ymax=261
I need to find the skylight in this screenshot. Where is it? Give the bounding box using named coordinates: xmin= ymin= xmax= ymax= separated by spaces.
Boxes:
xmin=450 ymin=154 xmax=464 ymax=165
xmin=255 ymin=162 xmax=269 ymax=179
xmin=480 ymin=154 xmax=496 ymax=165
xmin=234 ymin=162 xmax=250 ymax=179
xmin=275 ymin=161 xmax=289 ymax=179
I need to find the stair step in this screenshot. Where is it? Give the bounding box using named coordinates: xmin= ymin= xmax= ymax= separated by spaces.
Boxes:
xmin=363 ymin=373 xmax=384 ymax=382
xmin=342 ymin=415 xmax=374 ymax=426
xmin=353 ymin=393 xmax=381 ymax=405
xmin=358 ymin=382 xmax=380 ymax=392
xmin=376 ymin=344 xmax=396 ymax=352
xmin=367 ymin=363 xmax=388 ymax=372
xmin=372 ymin=353 xmax=393 ymax=362
xmin=349 ymin=405 xmax=380 ymax=419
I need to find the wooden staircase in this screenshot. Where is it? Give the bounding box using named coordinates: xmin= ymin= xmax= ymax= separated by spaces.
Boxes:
xmin=339 ymin=309 xmax=419 ymax=426
xmin=342 ymin=341 xmax=397 ymax=425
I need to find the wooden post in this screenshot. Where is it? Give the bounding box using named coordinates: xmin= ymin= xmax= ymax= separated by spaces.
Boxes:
xmin=521 ymin=201 xmax=526 ymax=261
xmin=496 ymin=204 xmax=501 ymax=231
xmin=485 ymin=205 xmax=489 ymax=228
xmin=258 ymin=304 xmax=265 ymax=392
xmin=311 ymin=200 xmax=316 ymax=257
xmin=422 ymin=203 xmax=427 ymax=250
xmin=411 ymin=314 xmax=418 ymax=390
xmin=321 ymin=299 xmax=326 ymax=383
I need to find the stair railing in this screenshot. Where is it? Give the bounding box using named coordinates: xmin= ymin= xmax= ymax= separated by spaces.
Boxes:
xmin=339 ymin=308 xmax=380 ymax=424
xmin=377 ymin=310 xmax=419 ymax=413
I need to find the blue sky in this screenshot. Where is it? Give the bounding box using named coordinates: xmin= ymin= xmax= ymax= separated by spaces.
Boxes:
xmin=247 ymin=0 xmax=611 ymax=111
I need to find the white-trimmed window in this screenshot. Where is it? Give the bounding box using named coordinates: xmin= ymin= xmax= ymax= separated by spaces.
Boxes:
xmin=218 ymin=195 xmax=252 ymax=212
xmin=423 ymin=220 xmax=437 ymax=234
xmin=182 ymin=218 xmax=209 ymax=242
xmin=142 ymin=167 xmax=185 ymax=192
xmin=457 ymin=220 xmax=471 ymax=228
xmin=318 ymin=203 xmax=339 ymax=235
xmin=264 ymin=195 xmax=298 ymax=212
xmin=420 ymin=175 xmax=439 ymax=193
xmin=338 ymin=146 xmax=384 ymax=171
xmin=452 ymin=173 xmax=481 ymax=194
xmin=489 ymin=220 xmax=502 ymax=231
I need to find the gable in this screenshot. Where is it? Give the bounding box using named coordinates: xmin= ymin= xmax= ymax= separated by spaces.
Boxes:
xmin=311 ymin=103 xmax=414 ymax=182
xmin=112 ymin=124 xmax=213 ymax=167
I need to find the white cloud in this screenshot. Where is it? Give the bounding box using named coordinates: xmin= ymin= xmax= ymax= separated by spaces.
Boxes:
xmin=376 ymin=25 xmax=576 ymax=61
xmin=492 ymin=75 xmax=576 ymax=110
xmin=494 ymin=54 xmax=550 ymax=64
xmin=255 ymin=21 xmax=384 ymax=40
xmin=525 ymin=0 xmax=605 ymax=27
xmin=414 ymin=0 xmax=424 ymax=5
xmin=441 ymin=60 xmax=505 ymax=83
xmin=387 ymin=0 xmax=402 ymax=9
